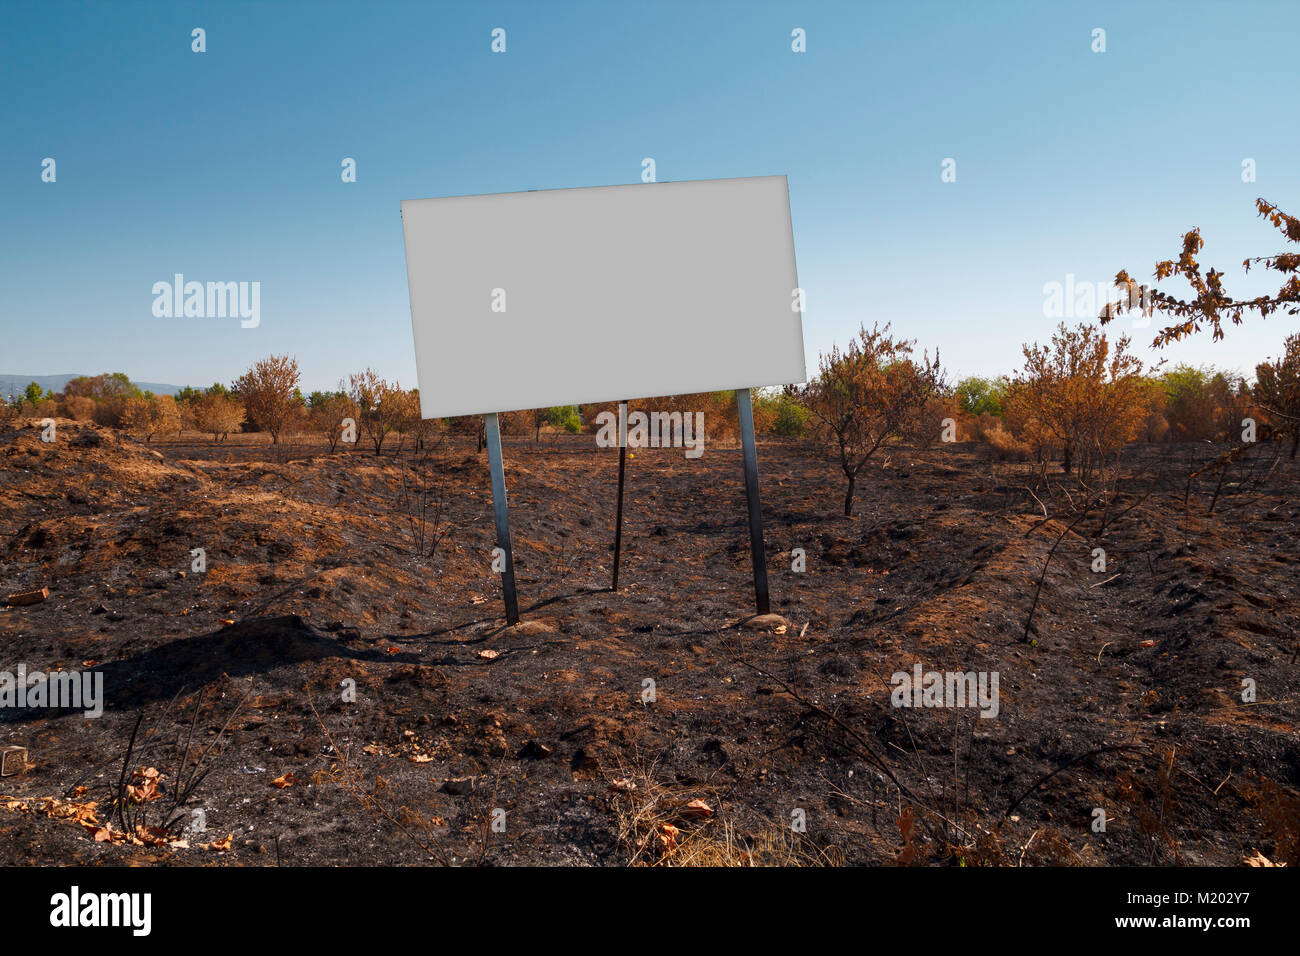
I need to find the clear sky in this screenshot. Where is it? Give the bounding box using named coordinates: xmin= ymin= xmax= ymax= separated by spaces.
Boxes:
xmin=2 ymin=0 xmax=1297 ymax=393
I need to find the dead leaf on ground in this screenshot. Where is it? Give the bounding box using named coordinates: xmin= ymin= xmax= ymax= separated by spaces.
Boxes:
xmin=1244 ymin=849 xmax=1283 ymax=867
xmin=127 ymin=767 xmax=162 ymax=803
xmin=199 ymin=833 xmax=233 ymax=851
xmin=681 ymin=798 xmax=713 ymax=819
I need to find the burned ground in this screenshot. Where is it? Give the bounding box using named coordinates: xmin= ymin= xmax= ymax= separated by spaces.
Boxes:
xmin=0 ymin=421 xmax=1297 ymax=865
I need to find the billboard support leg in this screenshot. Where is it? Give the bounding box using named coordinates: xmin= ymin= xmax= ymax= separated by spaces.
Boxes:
xmin=612 ymin=401 xmax=628 ymax=591
xmin=736 ymin=388 xmax=771 ymax=615
xmin=484 ymin=412 xmax=520 ymax=624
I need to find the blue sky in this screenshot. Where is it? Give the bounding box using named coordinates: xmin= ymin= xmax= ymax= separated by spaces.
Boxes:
xmin=1 ymin=0 xmax=1297 ymax=393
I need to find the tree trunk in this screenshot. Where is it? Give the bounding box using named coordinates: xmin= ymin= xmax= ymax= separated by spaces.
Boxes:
xmin=843 ymin=475 xmax=855 ymax=516
xmin=1290 ymin=433 xmax=1298 ymax=460
xmin=1062 ymin=442 xmax=1073 ymax=474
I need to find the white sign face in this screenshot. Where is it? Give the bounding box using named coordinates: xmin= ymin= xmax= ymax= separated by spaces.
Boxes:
xmin=400 ymin=175 xmax=805 ymax=419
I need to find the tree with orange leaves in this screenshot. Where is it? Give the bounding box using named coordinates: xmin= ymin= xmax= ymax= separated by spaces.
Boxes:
xmin=234 ymin=354 xmax=301 ymax=445
xmin=1005 ymin=323 xmax=1149 ymax=481
xmin=1254 ymin=333 xmax=1300 ymax=460
xmin=805 ymin=323 xmax=942 ymax=516
xmin=1102 ymin=199 xmax=1300 ymax=346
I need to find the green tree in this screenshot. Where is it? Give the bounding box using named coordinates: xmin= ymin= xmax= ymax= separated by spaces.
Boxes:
xmin=545 ymin=405 xmax=582 ymax=435
xmin=955 ymin=376 xmax=1008 ymax=417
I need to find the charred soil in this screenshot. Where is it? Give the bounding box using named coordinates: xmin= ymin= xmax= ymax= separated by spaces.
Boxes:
xmin=1 ymin=421 xmax=1297 ymax=866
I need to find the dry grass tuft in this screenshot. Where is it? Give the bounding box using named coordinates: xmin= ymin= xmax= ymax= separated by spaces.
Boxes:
xmin=608 ymin=756 xmax=841 ymax=867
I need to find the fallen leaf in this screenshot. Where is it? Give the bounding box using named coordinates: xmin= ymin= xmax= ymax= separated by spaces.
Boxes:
xmin=682 ymin=798 xmax=713 ymax=818
xmin=658 ymin=823 xmax=679 ymax=850
xmin=1244 ymin=849 xmax=1282 ymax=867
xmin=127 ymin=767 xmax=162 ymax=803
xmin=272 ymin=772 xmax=296 ymax=789
xmin=199 ymin=833 xmax=233 ymax=851
xmin=477 ymin=649 xmax=499 ymax=660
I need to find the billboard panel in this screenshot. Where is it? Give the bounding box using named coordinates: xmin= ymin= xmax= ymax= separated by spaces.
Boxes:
xmin=401 ymin=175 xmax=805 ymax=419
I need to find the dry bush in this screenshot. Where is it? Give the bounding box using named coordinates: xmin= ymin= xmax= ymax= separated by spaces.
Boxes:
xmin=1141 ymin=409 xmax=1171 ymax=443
xmin=191 ymin=391 xmax=245 ymax=444
xmin=1254 ymin=333 xmax=1300 ymax=458
xmin=384 ymin=387 xmax=420 ymax=450
xmin=348 ymin=369 xmax=406 ymax=456
xmin=971 ymin=412 xmax=1003 ymax=442
xmin=805 ymin=322 xmax=942 ymax=515
xmin=59 ymin=395 xmax=97 ymax=422
xmin=121 ymin=394 xmax=182 ymax=443
xmin=700 ymin=391 xmax=740 ymax=444
xmin=398 ymin=438 xmax=450 ymax=557
xmin=310 ymin=393 xmax=360 ymax=452
xmin=234 ymin=354 xmax=301 ymax=445
xmin=62 ymin=373 xmax=139 ymax=427
xmin=984 ymin=424 xmax=1032 ymax=461
xmin=1160 ymin=366 xmax=1221 ymax=441
xmin=498 ymin=407 xmax=533 ymax=437
xmin=442 ymin=414 xmax=487 ymax=452
xmin=1004 ymin=322 xmax=1149 ymax=481
xmin=907 ymin=392 xmax=960 ymax=448
xmin=583 ymin=392 xmax=738 ymax=448
xmin=1114 ymin=752 xmax=1185 ymax=865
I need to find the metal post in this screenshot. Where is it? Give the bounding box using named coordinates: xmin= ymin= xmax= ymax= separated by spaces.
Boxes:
xmin=612 ymin=401 xmax=628 ymax=591
xmin=736 ymin=388 xmax=770 ymax=614
xmin=484 ymin=412 xmax=520 ymax=624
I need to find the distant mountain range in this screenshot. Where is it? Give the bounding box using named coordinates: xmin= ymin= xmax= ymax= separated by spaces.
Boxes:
xmin=0 ymin=374 xmax=185 ymax=400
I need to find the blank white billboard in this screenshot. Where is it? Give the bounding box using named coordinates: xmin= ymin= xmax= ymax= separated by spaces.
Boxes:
xmin=400 ymin=175 xmax=805 ymax=419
